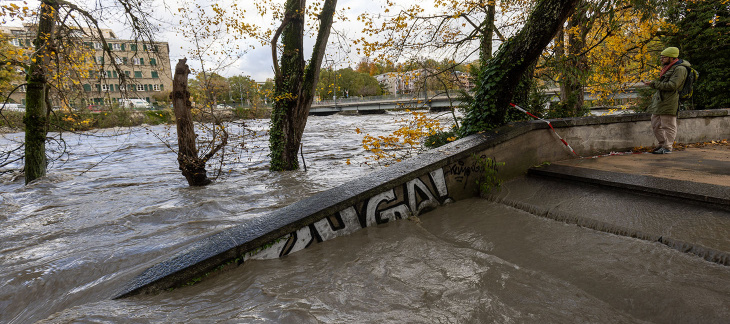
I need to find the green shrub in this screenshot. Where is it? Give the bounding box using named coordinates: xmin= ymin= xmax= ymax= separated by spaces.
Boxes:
xmin=144 ymin=109 xmax=173 ymax=125
xmin=424 ymin=127 xmax=458 ymax=149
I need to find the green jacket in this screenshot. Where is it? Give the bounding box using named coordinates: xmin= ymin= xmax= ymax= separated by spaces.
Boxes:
xmin=647 ymin=59 xmax=691 ymax=115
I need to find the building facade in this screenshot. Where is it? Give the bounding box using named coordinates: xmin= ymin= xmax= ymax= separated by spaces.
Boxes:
xmin=374 ymin=69 xmax=474 ymax=95
xmin=0 ymin=24 xmax=172 ymax=110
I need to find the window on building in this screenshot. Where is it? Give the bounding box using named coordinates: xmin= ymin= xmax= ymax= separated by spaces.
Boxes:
xmin=130 ymin=44 xmax=137 ymax=51
xmin=153 ymin=84 xmax=160 ymax=91
xmin=101 ymin=84 xmax=110 ymax=92
xmin=136 ymin=84 xmax=145 ymax=91
xmin=123 ymin=57 xmax=128 ymax=64
xmin=134 ymin=71 xmax=142 ymax=78
xmin=10 ymin=39 xmax=19 ymax=46
xmin=115 ymin=57 xmax=123 ymax=64
xmin=125 ymin=71 xmax=130 ymax=77
xmin=94 ymin=42 xmax=102 ymax=49
xmin=106 ymin=71 xmax=113 ymax=78
xmin=97 ymin=56 xmax=104 ymax=64
xmin=112 ymin=43 xmax=121 ymax=51
xmin=151 ymin=71 xmax=158 ymax=78
xmin=149 ymin=58 xmax=157 ymax=66
xmin=119 ymin=85 xmax=126 ymax=91
xmin=132 ymin=57 xmax=141 ymax=65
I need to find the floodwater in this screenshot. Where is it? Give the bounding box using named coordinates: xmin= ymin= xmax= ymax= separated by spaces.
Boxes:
xmin=2 ymin=112 xmax=729 ymax=323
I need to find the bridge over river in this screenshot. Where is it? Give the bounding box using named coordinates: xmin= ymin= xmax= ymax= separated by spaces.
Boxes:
xmin=309 ymin=86 xmax=644 ymax=115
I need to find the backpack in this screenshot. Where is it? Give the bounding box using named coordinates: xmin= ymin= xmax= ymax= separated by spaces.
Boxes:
xmin=679 ymin=65 xmax=699 ymax=101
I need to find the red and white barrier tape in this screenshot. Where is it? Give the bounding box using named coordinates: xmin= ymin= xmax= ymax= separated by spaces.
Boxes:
xmin=509 ymin=103 xmax=581 ymax=157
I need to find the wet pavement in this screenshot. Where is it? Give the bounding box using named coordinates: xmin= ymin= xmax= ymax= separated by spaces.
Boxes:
xmin=501 ymin=144 xmax=730 ymax=266
xmin=528 ymin=144 xmax=730 ymax=210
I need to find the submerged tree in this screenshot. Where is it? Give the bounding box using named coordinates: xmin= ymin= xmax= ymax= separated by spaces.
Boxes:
xmin=171 ymin=59 xmax=226 ymax=186
xmin=4 ymin=0 xmax=159 ymax=184
xmin=268 ymin=0 xmax=338 ymax=171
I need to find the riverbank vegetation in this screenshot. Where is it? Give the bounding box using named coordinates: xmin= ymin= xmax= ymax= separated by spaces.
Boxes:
xmin=0 ymin=106 xmax=271 ymax=134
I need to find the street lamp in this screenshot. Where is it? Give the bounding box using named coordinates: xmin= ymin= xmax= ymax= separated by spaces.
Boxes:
xmin=326 ymin=59 xmax=336 ymax=108
xmin=237 ymin=82 xmax=244 ymax=107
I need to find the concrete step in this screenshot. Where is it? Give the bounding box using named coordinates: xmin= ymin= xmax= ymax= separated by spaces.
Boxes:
xmin=528 ymin=163 xmax=730 ymax=211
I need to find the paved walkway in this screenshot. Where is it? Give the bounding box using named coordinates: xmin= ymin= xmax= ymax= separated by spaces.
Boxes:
xmin=528 ymin=144 xmax=730 ymax=210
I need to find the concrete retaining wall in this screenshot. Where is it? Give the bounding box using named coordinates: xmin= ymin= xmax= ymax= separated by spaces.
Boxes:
xmin=116 ymin=109 xmax=730 ymax=298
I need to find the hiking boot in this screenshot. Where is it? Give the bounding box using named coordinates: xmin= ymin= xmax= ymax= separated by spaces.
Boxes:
xmin=652 ymin=147 xmax=672 ymax=154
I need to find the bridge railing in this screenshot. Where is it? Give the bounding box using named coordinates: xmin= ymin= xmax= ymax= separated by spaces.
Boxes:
xmin=312 ymin=90 xmax=466 ymax=107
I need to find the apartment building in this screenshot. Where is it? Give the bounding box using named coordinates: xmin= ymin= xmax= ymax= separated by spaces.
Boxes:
xmin=375 ymin=69 xmax=474 ymax=95
xmin=0 ymin=24 xmax=172 ymax=110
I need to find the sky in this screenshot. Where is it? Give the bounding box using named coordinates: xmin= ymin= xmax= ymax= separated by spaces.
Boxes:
xmin=116 ymin=0 xmax=380 ymax=81
xmin=2 ymin=0 xmax=485 ymax=82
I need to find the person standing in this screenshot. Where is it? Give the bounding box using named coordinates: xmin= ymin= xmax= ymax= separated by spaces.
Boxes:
xmin=642 ymin=47 xmax=692 ymax=154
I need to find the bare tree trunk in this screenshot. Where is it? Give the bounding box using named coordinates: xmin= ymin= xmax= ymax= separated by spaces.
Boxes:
xmin=269 ymin=0 xmax=337 ymax=171
xmin=172 ymin=59 xmax=211 ymax=186
xmin=461 ymin=0 xmax=580 ymax=134
xmin=560 ymin=1 xmax=589 ymax=115
xmin=480 ymin=1 xmax=496 ymax=62
xmin=24 ymin=0 xmax=58 ymax=184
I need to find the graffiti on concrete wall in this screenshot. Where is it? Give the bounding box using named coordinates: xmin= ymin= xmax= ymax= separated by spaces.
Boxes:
xmin=244 ymin=168 xmax=453 ymax=261
xmin=444 ymin=154 xmax=489 ymax=189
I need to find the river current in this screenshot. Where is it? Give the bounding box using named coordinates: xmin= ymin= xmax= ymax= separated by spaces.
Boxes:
xmin=1 ymin=112 xmax=729 ymax=323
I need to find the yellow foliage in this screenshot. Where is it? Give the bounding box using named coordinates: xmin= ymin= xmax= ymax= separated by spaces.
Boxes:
xmin=358 ymin=110 xmax=448 ymax=166
xmin=584 ymin=10 xmax=670 ymax=106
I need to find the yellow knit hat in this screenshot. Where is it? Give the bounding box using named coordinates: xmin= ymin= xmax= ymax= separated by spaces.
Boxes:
xmin=661 ymin=47 xmax=679 ymax=58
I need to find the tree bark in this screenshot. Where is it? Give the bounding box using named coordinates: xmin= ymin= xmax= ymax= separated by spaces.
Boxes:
xmin=172 ymin=59 xmax=211 ymax=186
xmin=24 ymin=0 xmax=58 ymax=184
xmin=559 ymin=1 xmax=589 ymax=115
xmin=269 ymin=0 xmax=337 ymax=171
xmin=461 ymin=0 xmax=580 ymax=135
xmin=480 ymin=1 xmax=496 ymax=62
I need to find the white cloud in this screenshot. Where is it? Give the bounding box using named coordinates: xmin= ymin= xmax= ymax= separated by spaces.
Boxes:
xmin=3 ymin=0 xmax=485 ymax=82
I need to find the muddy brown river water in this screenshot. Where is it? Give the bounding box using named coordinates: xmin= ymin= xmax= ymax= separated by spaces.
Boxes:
xmin=1 ymin=113 xmax=729 ymax=323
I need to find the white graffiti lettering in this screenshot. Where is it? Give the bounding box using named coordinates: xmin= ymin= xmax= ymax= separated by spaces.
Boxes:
xmin=313 ymin=207 xmax=361 ymax=242
xmin=365 ymin=189 xmax=397 ymax=227
xmin=251 ymin=167 xmax=453 ymax=259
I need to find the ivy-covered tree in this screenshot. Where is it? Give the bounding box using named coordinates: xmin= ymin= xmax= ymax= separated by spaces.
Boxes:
xmin=664 ymin=0 xmax=730 ymax=110
xmin=268 ymin=0 xmax=337 ymax=171
xmin=3 ymin=0 xmax=158 ymax=184
xmin=460 ymin=0 xmax=580 ymax=135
